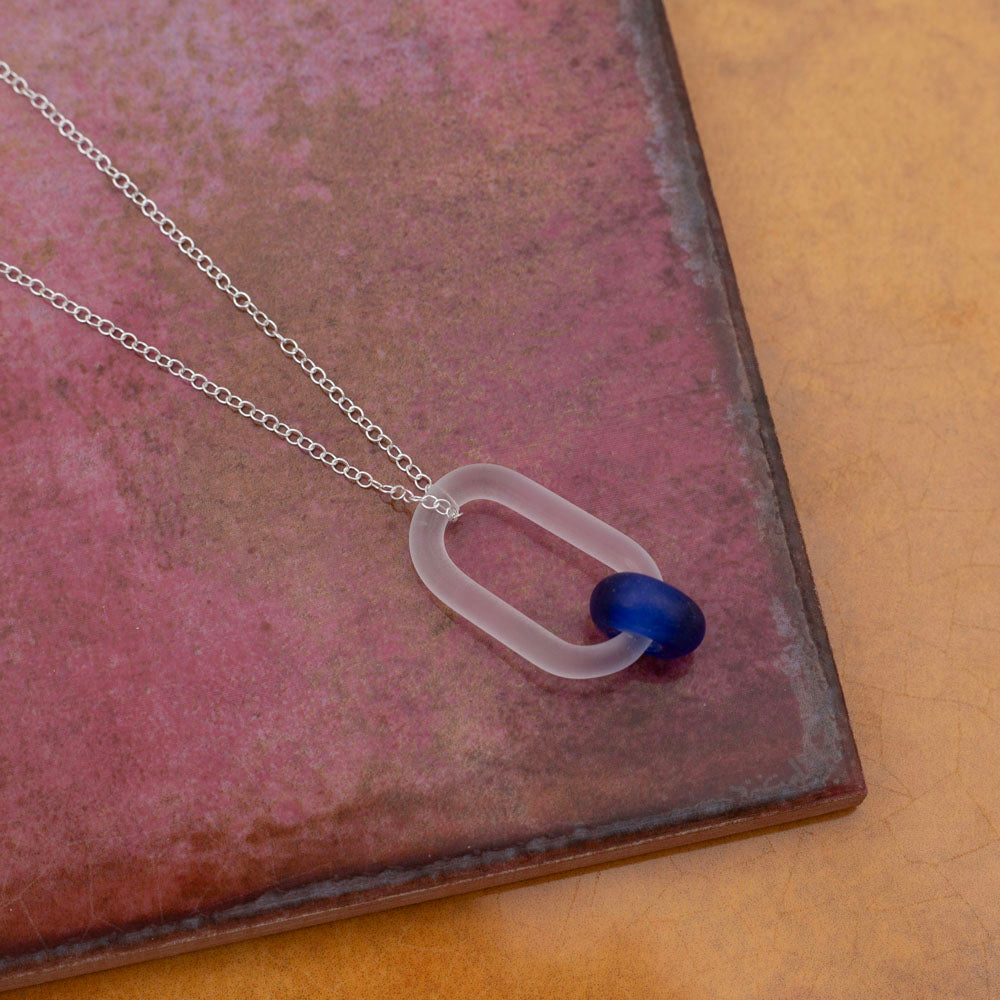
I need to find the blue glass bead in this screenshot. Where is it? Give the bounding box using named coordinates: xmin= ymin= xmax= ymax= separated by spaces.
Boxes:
xmin=590 ymin=572 xmax=705 ymax=659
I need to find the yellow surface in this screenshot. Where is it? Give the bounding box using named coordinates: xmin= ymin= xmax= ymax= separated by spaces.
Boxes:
xmin=12 ymin=1 xmax=1000 ymax=996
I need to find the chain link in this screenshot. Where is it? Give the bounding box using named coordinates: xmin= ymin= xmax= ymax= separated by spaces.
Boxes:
xmin=0 ymin=59 xmax=460 ymax=521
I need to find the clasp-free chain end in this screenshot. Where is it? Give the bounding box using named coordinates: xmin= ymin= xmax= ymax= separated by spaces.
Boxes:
xmin=437 ymin=496 xmax=462 ymax=522
xmin=419 ymin=489 xmax=461 ymax=522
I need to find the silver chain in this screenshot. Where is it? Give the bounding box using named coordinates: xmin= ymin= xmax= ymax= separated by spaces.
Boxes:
xmin=0 ymin=60 xmax=460 ymax=521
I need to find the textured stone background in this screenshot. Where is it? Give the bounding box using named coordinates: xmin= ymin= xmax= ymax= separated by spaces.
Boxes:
xmin=1 ymin=0 xmax=859 ymax=973
xmin=4 ymin=0 xmax=996 ymax=995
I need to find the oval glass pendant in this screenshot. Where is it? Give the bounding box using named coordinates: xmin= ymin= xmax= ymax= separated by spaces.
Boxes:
xmin=408 ymin=464 xmax=661 ymax=679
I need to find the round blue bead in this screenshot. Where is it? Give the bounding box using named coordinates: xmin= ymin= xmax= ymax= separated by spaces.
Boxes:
xmin=589 ymin=572 xmax=705 ymax=659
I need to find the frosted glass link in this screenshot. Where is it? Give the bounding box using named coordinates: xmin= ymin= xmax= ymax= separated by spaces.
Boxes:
xmin=409 ymin=464 xmax=660 ymax=679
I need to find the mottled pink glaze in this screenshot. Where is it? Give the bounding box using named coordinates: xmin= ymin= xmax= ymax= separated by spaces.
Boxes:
xmin=0 ymin=0 xmax=860 ymax=968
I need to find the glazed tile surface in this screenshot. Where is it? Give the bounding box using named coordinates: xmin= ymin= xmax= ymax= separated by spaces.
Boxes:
xmin=0 ymin=0 xmax=861 ymax=974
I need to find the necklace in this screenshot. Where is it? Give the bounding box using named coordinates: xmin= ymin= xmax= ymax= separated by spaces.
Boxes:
xmin=1 ymin=59 xmax=705 ymax=680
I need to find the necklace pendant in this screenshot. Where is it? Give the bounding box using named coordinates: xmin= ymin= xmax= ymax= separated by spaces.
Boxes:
xmin=408 ymin=464 xmax=664 ymax=679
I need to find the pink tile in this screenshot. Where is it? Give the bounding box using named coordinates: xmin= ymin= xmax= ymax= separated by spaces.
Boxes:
xmin=0 ymin=0 xmax=862 ymax=983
